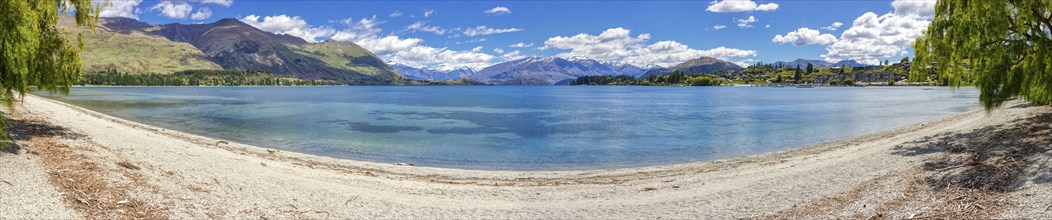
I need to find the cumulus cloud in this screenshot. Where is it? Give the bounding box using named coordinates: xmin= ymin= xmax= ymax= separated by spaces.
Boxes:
xmin=380 ymin=44 xmax=495 ymax=70
xmin=463 ymin=26 xmax=523 ymax=36
xmin=508 ymin=42 xmax=533 ymax=48
xmin=237 ymin=13 xmax=497 ymax=69
xmin=389 ymin=11 xmax=402 ymax=17
xmin=198 ymin=0 xmax=232 ymax=7
xmin=329 ymin=16 xmax=383 ymax=43
xmin=501 ymin=50 xmax=526 ymax=61
xmin=190 ymin=7 xmax=212 ymax=20
xmin=97 ymin=0 xmax=143 ymax=19
xmin=772 ymin=28 xmax=838 ymax=46
xmin=484 ymin=6 xmax=511 ymax=15
xmin=150 ymin=1 xmax=193 ymax=19
xmin=329 ymin=16 xmax=495 ymax=70
xmin=493 ymin=48 xmax=505 ymax=54
xmin=240 ymin=14 xmax=336 ymax=42
xmin=735 ymin=16 xmax=758 ymax=28
xmin=706 ymin=0 xmax=779 ymax=13
xmin=821 ymin=10 xmax=931 ymax=65
xmin=822 ymin=21 xmax=843 ymax=31
xmin=543 ymin=27 xmax=757 ymax=67
xmin=423 ymin=9 xmax=435 ymax=17
xmin=892 ymin=0 xmax=937 ymax=18
xmin=404 ymin=21 xmax=447 ymax=35
xmin=713 ymin=25 xmax=727 ymax=30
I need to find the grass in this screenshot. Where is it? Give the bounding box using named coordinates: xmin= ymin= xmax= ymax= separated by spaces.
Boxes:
xmin=291 ymin=41 xmax=389 ymax=76
xmin=6 ymin=115 xmax=165 ymax=218
xmin=78 ymin=31 xmax=222 ymax=74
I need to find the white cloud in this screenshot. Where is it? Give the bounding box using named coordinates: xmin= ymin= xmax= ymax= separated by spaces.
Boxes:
xmin=543 ymin=27 xmax=757 ymax=67
xmin=404 ymin=21 xmax=447 ymax=35
xmin=821 ymin=10 xmax=931 ymax=65
xmin=822 ymin=21 xmax=844 ymax=31
xmin=509 ymin=42 xmax=533 ymax=48
xmin=190 ymin=7 xmax=212 ymax=20
xmin=892 ymin=0 xmax=937 ymax=18
xmin=389 ymin=11 xmax=402 ymax=17
xmin=330 ymin=16 xmax=495 ymax=70
xmin=240 ymin=14 xmax=336 ymax=42
xmin=380 ymin=44 xmax=495 ymax=70
xmin=150 ymin=1 xmax=193 ymax=19
xmin=736 ymin=16 xmax=758 ymax=28
xmin=493 ymin=48 xmax=505 ymax=54
xmin=330 ymin=16 xmax=384 ymax=42
xmin=463 ymin=26 xmax=523 ymax=36
xmin=713 ymin=25 xmax=727 ymax=30
xmin=544 ymin=28 xmax=648 ymax=61
xmin=765 ymin=24 xmax=770 ymax=28
xmin=501 ymin=50 xmax=526 ymax=61
xmin=346 ymin=36 xmax=422 ymax=54
xmin=456 ymin=38 xmax=488 ymax=44
xmin=198 ymin=0 xmax=232 ymax=7
xmin=484 ymin=6 xmax=511 ymax=15
xmin=97 ymin=0 xmax=143 ymax=19
xmin=772 ymin=28 xmax=838 ymax=46
xmin=237 ymin=13 xmax=496 ymax=69
xmin=423 ymin=9 xmax=435 ymax=17
xmin=706 ymin=0 xmax=779 ymax=13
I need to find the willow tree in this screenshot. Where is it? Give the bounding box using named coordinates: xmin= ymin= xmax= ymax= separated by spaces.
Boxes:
xmin=911 ymin=0 xmax=1052 ymax=110
xmin=1 ymin=0 xmax=96 ymax=135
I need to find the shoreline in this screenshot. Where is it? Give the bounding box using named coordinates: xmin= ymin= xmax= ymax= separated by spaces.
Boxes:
xmin=30 ymin=93 xmax=971 ymax=174
xmin=3 ymin=94 xmax=1050 ymax=218
xmin=43 ymin=85 xmax=967 ymax=171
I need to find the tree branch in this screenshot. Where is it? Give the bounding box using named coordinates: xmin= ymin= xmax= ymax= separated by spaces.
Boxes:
xmin=1032 ymin=7 xmax=1052 ymax=42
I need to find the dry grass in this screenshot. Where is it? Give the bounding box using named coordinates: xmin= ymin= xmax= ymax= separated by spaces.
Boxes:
xmin=894 ymin=109 xmax=1051 ymax=218
xmin=11 ymin=116 xmax=165 ymax=219
xmin=773 ymin=106 xmax=1051 ymax=219
xmin=770 ymin=171 xmax=902 ymax=219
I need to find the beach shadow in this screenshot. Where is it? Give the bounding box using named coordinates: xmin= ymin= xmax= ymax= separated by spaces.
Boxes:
xmin=1 ymin=115 xmax=82 ymax=155
xmin=892 ymin=111 xmax=1052 ymax=192
xmin=1009 ymin=103 xmax=1032 ymax=109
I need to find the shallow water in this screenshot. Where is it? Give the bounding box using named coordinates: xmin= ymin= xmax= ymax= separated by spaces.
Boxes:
xmin=41 ymin=86 xmax=979 ymax=170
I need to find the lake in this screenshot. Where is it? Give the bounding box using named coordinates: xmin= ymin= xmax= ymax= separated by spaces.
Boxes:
xmin=40 ymin=86 xmax=980 ymax=170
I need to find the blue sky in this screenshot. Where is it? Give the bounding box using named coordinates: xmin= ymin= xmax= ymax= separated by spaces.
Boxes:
xmin=98 ymin=0 xmax=937 ymax=69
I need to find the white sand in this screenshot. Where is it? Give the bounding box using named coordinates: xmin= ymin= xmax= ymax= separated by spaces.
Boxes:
xmin=0 ymin=149 xmax=81 ymax=219
xmin=4 ymin=94 xmax=1049 ymax=218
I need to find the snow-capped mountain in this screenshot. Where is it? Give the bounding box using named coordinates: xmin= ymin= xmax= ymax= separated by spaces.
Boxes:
xmin=392 ymin=64 xmax=476 ymax=81
xmin=470 ymin=57 xmax=651 ymax=85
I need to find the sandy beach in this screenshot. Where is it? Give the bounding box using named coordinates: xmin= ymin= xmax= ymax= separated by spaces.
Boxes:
xmin=2 ymin=94 xmax=1050 ymax=219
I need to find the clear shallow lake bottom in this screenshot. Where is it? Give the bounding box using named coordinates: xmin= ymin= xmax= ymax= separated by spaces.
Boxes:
xmin=41 ymin=86 xmax=979 ymax=170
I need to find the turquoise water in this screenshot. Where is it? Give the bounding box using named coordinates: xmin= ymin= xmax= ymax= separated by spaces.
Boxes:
xmin=42 ymin=86 xmax=979 ymax=170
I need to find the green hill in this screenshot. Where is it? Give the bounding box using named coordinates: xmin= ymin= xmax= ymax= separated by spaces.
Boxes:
xmin=641 ymin=57 xmax=742 ymax=77
xmin=59 ymin=16 xmax=404 ymax=84
xmin=59 ymin=16 xmax=222 ymax=74
xmin=290 ymin=41 xmax=393 ymax=77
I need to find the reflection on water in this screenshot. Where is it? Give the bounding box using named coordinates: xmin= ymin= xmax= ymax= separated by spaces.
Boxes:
xmin=41 ymin=86 xmax=980 ymax=170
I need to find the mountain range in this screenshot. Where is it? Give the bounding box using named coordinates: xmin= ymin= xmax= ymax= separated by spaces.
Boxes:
xmin=641 ymin=57 xmax=743 ymax=77
xmin=773 ymin=59 xmax=866 ymax=68
xmin=392 ymin=64 xmax=476 ymax=81
xmin=60 ymin=16 xmax=884 ymax=86
xmin=469 ymin=57 xmax=652 ymax=85
xmin=59 ymin=16 xmax=403 ymax=84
